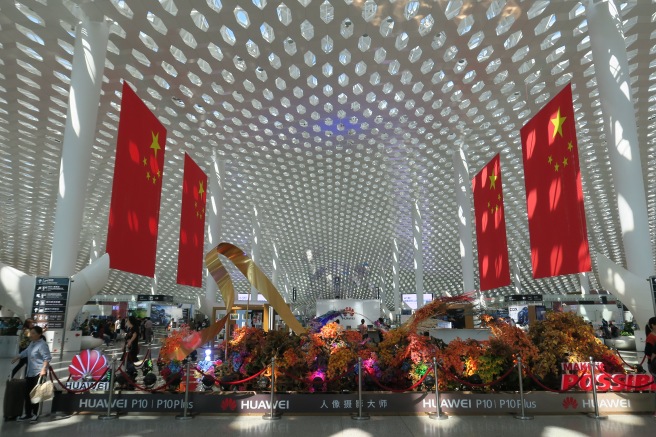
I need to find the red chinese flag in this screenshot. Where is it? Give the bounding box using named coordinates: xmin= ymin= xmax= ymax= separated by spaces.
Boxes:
xmin=521 ymin=83 xmax=591 ymax=278
xmin=106 ymin=82 xmax=167 ymax=277
xmin=472 ymin=154 xmax=511 ymax=291
xmin=176 ymin=154 xmax=207 ymax=287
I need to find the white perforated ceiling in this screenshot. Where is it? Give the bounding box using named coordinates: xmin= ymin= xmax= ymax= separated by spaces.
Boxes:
xmin=0 ymin=0 xmax=655 ymax=310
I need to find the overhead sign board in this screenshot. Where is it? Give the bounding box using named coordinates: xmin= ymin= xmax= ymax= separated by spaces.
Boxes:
xmin=137 ymin=294 xmax=174 ymax=302
xmin=32 ymin=277 xmax=70 ymax=329
xmin=504 ymin=294 xmax=542 ymax=303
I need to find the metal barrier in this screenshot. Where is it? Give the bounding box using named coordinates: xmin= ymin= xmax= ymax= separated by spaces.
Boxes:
xmin=514 ymin=356 xmax=533 ymax=420
xmin=262 ymin=357 xmax=281 ymax=420
xmin=351 ymin=357 xmax=369 ymax=420
xmin=587 ymin=357 xmax=607 ymax=420
xmin=97 ymin=357 xmax=118 ymax=420
xmin=175 ymin=360 xmax=193 ymax=420
xmin=428 ymin=357 xmax=447 ymax=421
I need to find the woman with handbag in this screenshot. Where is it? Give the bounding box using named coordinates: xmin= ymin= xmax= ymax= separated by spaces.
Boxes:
xmin=10 ymin=325 xmax=51 ymax=423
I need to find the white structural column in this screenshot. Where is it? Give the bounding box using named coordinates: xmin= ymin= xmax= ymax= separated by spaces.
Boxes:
xmin=202 ymin=157 xmax=225 ymax=316
xmin=270 ymin=242 xmax=281 ymax=330
xmin=452 ymin=146 xmax=476 ymax=294
xmin=579 ymin=272 xmax=590 ymax=295
xmin=89 ymin=235 xmax=101 ymax=264
xmin=586 ymin=0 xmax=655 ymax=320
xmin=271 ymin=243 xmax=280 ymax=291
xmin=392 ymin=239 xmax=400 ymax=315
xmin=511 ymin=261 xmax=522 ymax=295
xmin=586 ymin=1 xmax=653 ymax=277
xmin=250 ymin=206 xmax=262 ymax=301
xmin=412 ymin=201 xmax=424 ymax=309
xmin=49 ymin=20 xmax=109 ymax=277
xmin=378 ymin=268 xmax=388 ymax=318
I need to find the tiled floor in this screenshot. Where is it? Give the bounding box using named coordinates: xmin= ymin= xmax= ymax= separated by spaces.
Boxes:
xmin=1 ymin=343 xmax=654 ymax=437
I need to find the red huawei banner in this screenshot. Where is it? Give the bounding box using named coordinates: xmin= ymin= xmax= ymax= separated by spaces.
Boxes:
xmin=561 ymin=373 xmax=656 ymax=392
xmin=176 ymin=153 xmax=207 ymax=287
xmin=106 ymin=82 xmax=167 ymax=277
xmin=472 ymin=154 xmax=510 ymax=291
xmin=560 ymin=361 xmax=656 ymax=391
xmin=521 ymin=83 xmax=591 ymax=279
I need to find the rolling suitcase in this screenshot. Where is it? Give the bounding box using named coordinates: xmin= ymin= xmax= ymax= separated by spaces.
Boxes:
xmin=4 ymin=378 xmax=26 ymax=420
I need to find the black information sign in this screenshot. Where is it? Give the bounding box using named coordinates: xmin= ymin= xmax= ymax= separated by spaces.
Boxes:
xmin=137 ymin=294 xmax=174 ymax=302
xmin=32 ymin=277 xmax=70 ymax=329
xmin=504 ymin=294 xmax=542 ymax=303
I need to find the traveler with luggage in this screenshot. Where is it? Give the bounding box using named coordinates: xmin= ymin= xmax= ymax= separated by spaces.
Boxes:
xmin=10 ymin=325 xmax=51 ymax=423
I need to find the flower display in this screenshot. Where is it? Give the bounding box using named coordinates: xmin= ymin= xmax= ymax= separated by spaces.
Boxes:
xmin=211 ymin=300 xmax=625 ymax=393
xmin=159 ymin=324 xmax=196 ymax=364
xmin=529 ymin=311 xmax=624 ymax=380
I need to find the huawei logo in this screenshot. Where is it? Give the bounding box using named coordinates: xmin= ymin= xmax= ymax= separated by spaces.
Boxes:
xmin=343 ymin=307 xmax=355 ymax=316
xmin=220 ymin=398 xmax=237 ymax=411
xmin=562 ymin=397 xmax=578 ymax=409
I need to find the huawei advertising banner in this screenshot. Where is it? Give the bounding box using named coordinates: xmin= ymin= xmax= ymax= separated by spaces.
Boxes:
xmin=315 ymin=299 xmax=381 ymax=329
xmin=560 ymin=361 xmax=656 ymax=392
xmin=52 ymin=392 xmax=654 ymax=415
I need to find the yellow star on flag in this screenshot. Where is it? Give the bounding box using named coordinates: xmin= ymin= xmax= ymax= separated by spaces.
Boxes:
xmin=488 ymin=173 xmax=497 ymax=190
xmin=550 ymin=108 xmax=566 ymax=139
xmin=142 ymin=157 xmax=147 ymax=166
xmin=563 ymin=157 xmax=568 ymax=167
xmin=567 ymin=141 xmax=574 ymax=152
xmin=150 ymin=131 xmax=162 ymax=158
xmin=198 ymin=180 xmax=205 ymax=197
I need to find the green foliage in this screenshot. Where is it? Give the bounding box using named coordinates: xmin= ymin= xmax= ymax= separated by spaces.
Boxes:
xmin=620 ymin=321 xmax=634 ymax=336
xmin=528 ymin=312 xmax=624 ymax=379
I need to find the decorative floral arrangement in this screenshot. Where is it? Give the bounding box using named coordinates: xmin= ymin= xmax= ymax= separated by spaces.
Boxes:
xmin=528 ymin=311 xmax=624 ymax=380
xmin=212 ymin=301 xmax=626 ymax=393
xmin=159 ymin=324 xmax=196 ymax=364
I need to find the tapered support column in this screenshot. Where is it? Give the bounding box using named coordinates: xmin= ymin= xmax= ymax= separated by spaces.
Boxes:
xmin=586 ymin=0 xmax=655 ymax=320
xmin=412 ymin=201 xmax=424 ymax=309
xmin=392 ymin=239 xmax=401 ymax=316
xmin=49 ymin=20 xmax=109 ymax=277
xmin=453 ymin=147 xmax=475 ymax=294
xmin=251 ymin=206 xmax=262 ymax=302
xmin=201 ymin=157 xmax=225 ymax=315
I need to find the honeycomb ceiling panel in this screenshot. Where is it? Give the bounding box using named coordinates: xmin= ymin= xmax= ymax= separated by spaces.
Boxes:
xmin=0 ymin=0 xmax=654 ymax=310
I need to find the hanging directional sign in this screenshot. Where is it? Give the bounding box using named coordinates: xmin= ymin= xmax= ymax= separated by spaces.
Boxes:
xmin=32 ymin=277 xmax=70 ymax=329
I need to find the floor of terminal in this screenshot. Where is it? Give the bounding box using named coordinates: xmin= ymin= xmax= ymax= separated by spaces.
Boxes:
xmin=1 ymin=341 xmax=654 ymax=437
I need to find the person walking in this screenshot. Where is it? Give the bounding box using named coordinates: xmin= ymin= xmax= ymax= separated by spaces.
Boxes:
xmin=144 ymin=317 xmax=153 ymax=344
xmin=11 ymin=318 xmax=34 ymax=378
xmin=10 ymin=325 xmax=51 ymax=423
xmin=125 ymin=316 xmax=141 ymax=370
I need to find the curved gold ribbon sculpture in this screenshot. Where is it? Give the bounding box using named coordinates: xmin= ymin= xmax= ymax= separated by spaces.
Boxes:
xmin=205 ymin=242 xmax=305 ymax=336
xmin=161 ymin=242 xmax=305 ymax=361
